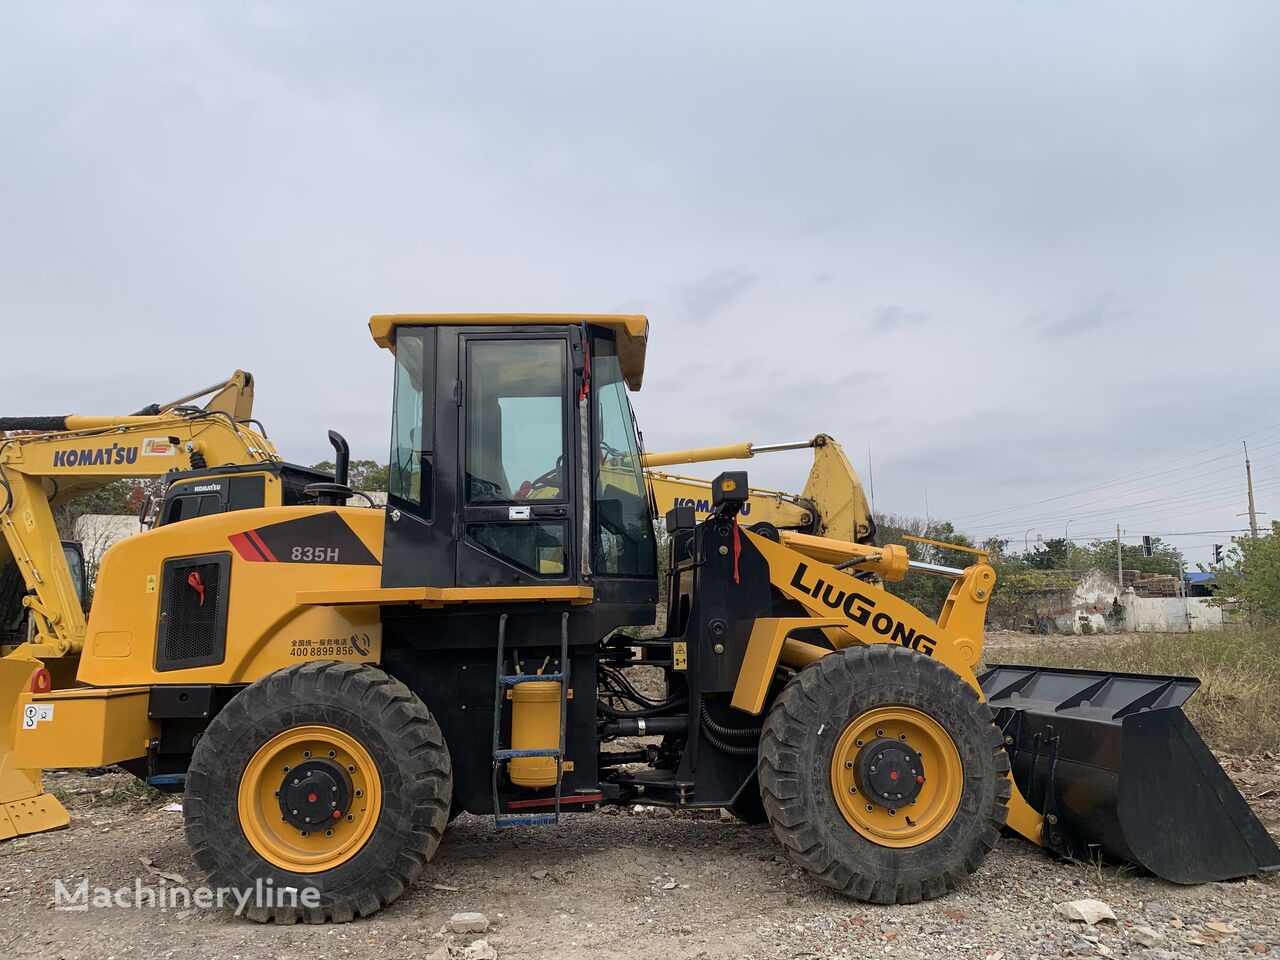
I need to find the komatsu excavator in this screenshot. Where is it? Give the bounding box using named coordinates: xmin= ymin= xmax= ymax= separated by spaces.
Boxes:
xmin=0 ymin=372 xmax=337 ymax=838
xmin=644 ymin=434 xmax=875 ymax=545
xmin=1 ymin=314 xmax=1276 ymax=923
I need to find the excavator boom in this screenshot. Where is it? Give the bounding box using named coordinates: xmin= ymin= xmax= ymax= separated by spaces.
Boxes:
xmin=0 ymin=371 xmax=284 ymax=839
xmin=643 ymin=434 xmax=875 ymax=544
xmin=0 ymin=372 xmax=279 ymax=659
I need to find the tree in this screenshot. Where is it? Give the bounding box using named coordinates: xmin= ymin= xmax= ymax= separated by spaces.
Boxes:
xmin=1022 ymin=537 xmax=1070 ymax=571
xmin=1215 ymin=524 xmax=1280 ymax=625
xmin=74 ymin=513 xmax=140 ymax=590
xmin=873 ymin=513 xmax=977 ymax=618
xmin=310 ymin=460 xmax=390 ymax=493
xmin=1082 ymin=537 xmax=1183 ymax=578
xmin=52 ymin=479 xmax=152 ymax=540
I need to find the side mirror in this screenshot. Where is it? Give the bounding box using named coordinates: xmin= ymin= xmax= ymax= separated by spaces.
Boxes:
xmin=138 ymin=493 xmax=154 ymax=528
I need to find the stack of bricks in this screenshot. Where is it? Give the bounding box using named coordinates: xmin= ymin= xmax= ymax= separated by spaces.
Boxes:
xmin=1128 ymin=572 xmax=1181 ymax=598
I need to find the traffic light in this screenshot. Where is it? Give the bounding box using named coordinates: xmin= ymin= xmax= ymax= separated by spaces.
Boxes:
xmin=1141 ymin=535 xmax=1154 ymax=557
xmin=1213 ymin=544 xmax=1224 ymax=564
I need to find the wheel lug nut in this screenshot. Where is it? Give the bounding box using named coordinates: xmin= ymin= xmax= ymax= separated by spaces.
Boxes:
xmin=898 ymin=733 xmax=907 ymax=741
xmin=876 ymin=729 xmax=884 ymax=737
xmin=844 ymin=761 xmax=853 ymax=769
xmin=865 ymin=804 xmax=874 ymax=812
xmin=848 ymin=786 xmax=857 ymax=794
xmin=303 ymin=750 xmax=311 ymax=758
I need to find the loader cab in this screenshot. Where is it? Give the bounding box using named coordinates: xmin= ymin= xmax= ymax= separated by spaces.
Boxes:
xmin=374 ymin=314 xmax=658 ymax=625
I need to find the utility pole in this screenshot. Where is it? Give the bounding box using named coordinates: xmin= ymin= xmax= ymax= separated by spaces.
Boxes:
xmin=1245 ymin=440 xmax=1259 ymax=537
xmin=1116 ymin=523 xmax=1123 ymax=591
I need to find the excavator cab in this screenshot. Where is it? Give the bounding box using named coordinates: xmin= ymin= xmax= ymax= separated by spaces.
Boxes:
xmin=156 ymin=462 xmax=340 ymax=526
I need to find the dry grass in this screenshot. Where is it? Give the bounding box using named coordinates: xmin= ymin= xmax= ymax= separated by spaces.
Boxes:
xmin=988 ymin=627 xmax=1280 ymax=754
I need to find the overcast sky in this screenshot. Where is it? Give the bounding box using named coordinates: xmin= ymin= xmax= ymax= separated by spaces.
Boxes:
xmin=3 ymin=2 xmax=1277 ymax=564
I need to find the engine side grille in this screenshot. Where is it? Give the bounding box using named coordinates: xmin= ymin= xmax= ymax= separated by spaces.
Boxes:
xmin=155 ymin=553 xmax=230 ymax=671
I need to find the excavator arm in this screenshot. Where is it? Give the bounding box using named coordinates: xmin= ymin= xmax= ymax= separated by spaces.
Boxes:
xmin=642 ymin=434 xmax=875 ymax=544
xmin=0 ymin=373 xmax=297 ymax=839
xmin=0 ymin=371 xmax=280 ymax=660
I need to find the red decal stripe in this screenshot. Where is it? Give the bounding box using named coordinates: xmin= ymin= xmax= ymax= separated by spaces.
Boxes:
xmin=246 ymin=529 xmax=277 ymax=562
xmin=229 ymin=532 xmax=265 ymax=562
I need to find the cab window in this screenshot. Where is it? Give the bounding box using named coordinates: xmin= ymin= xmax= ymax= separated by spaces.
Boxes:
xmin=465 ymin=340 xmax=567 ymax=504
xmin=592 ymin=332 xmax=656 ymax=576
xmin=389 ymin=329 xmax=434 ymax=512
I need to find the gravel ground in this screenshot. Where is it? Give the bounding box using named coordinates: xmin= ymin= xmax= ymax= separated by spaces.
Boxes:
xmin=1 ymin=760 xmax=1277 ymax=960
xmin=2 ymin=634 xmax=1275 ymax=958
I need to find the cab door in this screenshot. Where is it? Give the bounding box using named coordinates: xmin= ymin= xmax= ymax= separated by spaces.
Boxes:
xmin=456 ymin=332 xmax=579 ymax=587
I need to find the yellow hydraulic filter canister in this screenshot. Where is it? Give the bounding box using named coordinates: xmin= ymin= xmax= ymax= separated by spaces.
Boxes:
xmin=509 ymin=681 xmax=562 ymax=787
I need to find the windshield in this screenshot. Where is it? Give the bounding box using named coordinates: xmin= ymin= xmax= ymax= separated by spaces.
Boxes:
xmin=388 ymin=329 xmax=434 ymax=514
xmin=592 ymin=331 xmax=656 ymax=576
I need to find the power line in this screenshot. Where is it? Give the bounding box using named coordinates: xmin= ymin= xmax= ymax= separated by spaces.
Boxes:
xmin=965 ymin=475 xmax=1280 ymax=536
xmin=949 ymin=423 xmax=1280 ymax=524
xmin=961 ymin=450 xmax=1280 ymax=535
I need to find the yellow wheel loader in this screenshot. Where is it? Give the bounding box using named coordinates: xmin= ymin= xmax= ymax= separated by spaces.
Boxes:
xmin=2 ymin=314 xmax=1276 ymax=923
xmin=0 ymin=372 xmax=350 ymax=838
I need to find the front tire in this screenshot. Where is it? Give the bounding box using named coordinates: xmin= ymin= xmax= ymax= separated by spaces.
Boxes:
xmin=184 ymin=661 xmax=452 ymax=922
xmin=759 ymin=644 xmax=1009 ymax=904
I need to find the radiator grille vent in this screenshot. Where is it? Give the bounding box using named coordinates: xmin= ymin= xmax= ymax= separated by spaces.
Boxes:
xmin=156 ymin=553 xmax=229 ymax=671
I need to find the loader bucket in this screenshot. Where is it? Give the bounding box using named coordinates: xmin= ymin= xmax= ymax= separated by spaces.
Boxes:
xmin=0 ymin=656 xmax=69 ymax=840
xmin=980 ymin=664 xmax=1280 ymax=884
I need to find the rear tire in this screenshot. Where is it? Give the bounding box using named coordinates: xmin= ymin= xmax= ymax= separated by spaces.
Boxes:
xmin=184 ymin=661 xmax=452 ymax=922
xmin=759 ymin=644 xmax=1009 ymax=904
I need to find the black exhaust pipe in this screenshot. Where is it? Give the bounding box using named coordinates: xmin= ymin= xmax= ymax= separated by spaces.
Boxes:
xmin=303 ymin=430 xmax=355 ymax=506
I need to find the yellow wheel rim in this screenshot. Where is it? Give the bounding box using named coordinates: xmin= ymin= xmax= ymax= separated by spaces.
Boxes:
xmin=237 ymin=725 xmax=382 ymax=873
xmin=830 ymin=706 xmax=963 ymax=848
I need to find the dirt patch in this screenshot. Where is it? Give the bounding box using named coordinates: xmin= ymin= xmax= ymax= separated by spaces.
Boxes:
xmin=2 ymin=765 xmax=1277 ymax=959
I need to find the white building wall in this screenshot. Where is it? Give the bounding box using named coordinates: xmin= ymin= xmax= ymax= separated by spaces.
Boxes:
xmin=1120 ymin=593 xmax=1224 ymax=632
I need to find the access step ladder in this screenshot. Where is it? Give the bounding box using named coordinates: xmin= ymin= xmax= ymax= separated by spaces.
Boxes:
xmin=491 ymin=611 xmax=570 ymax=829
